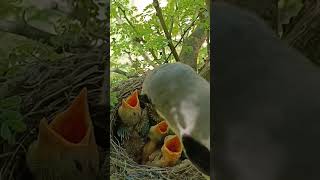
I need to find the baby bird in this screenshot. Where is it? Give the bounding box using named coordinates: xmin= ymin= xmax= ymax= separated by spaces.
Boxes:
xmin=118 ymin=90 xmax=141 ymax=127
xmin=117 ymin=90 xmax=147 ymax=142
xmin=26 ymin=88 xmax=99 ymax=180
xmin=142 ymin=120 xmax=169 ymax=164
xmin=146 ymin=135 xmax=182 ymax=167
xmin=117 ymin=90 xmax=147 ymax=162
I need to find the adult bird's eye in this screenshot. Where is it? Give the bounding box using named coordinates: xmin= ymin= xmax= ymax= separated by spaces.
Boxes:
xmin=182 ymin=135 xmax=210 ymax=176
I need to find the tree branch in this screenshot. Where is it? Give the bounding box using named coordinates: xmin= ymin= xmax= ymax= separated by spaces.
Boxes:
xmin=199 ymin=60 xmax=210 ymax=81
xmin=153 ymin=0 xmax=180 ymax=62
xmin=111 ymin=68 xmax=138 ymax=78
xmin=178 ymin=9 xmax=208 ymax=70
xmin=0 ymin=20 xmax=55 ymax=45
xmin=117 ymin=5 xmax=140 ymax=35
xmin=124 ymin=50 xmax=157 ymax=69
xmin=282 ymin=0 xmax=320 ymax=65
xmin=117 ymin=3 xmax=159 ymax=65
xmin=0 ymin=19 xmax=92 ymax=54
xmin=165 ymin=9 xmax=205 ymax=62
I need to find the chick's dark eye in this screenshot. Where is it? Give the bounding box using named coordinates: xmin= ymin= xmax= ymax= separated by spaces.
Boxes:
xmin=73 ymin=160 xmax=83 ymax=172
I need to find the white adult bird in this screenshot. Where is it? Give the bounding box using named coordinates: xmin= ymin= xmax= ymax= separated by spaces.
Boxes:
xmin=142 ymin=62 xmax=210 ymax=177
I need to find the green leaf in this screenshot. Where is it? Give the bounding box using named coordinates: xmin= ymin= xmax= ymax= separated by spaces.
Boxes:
xmin=110 ymin=92 xmax=119 ymax=107
xmin=0 ymin=83 xmax=9 ymax=99
xmin=0 ymin=96 xmax=22 ymax=110
xmin=111 ymin=0 xmax=208 ymax=75
xmin=278 ymin=0 xmax=303 ymax=25
xmin=0 ymin=110 xmax=24 ymax=132
xmin=1 ymin=123 xmax=12 ymax=141
xmin=1 ymin=109 xmax=23 ymax=120
xmin=9 ymin=119 xmax=26 ymax=132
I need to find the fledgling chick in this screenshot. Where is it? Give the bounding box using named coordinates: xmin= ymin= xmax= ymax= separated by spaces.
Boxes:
xmin=26 ymin=88 xmax=99 ymax=180
xmin=147 ymin=135 xmax=182 ymax=167
xmin=142 ymin=120 xmax=169 ymax=164
xmin=122 ymin=131 xmax=144 ymax=163
xmin=117 ymin=90 xmax=144 ymax=142
xmin=118 ymin=90 xmax=141 ymax=127
xmin=142 ymin=62 xmax=210 ymax=176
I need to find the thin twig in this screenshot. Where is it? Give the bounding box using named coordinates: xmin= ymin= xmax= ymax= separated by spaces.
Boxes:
xmin=0 ymin=152 xmax=14 ymax=159
xmin=153 ymin=0 xmax=180 ymax=62
xmin=116 ymin=2 xmax=159 ymax=66
xmin=165 ymin=9 xmax=206 ymax=62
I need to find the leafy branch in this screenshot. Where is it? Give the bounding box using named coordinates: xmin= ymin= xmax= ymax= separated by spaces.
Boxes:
xmin=153 ymin=0 xmax=180 ymax=62
xmin=165 ymin=8 xmax=207 ymax=63
xmin=111 ymin=68 xmax=138 ymax=78
xmin=0 ymin=96 xmax=26 ymax=144
xmin=116 ymin=2 xmax=159 ymax=66
xmin=0 ymin=20 xmax=55 ymax=46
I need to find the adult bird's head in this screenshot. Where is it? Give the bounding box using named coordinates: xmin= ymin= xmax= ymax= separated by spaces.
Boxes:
xmin=142 ymin=62 xmax=210 ymax=176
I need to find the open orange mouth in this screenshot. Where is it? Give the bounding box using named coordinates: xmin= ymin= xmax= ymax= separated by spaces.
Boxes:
xmin=155 ymin=121 xmax=169 ymax=135
xmin=50 ymin=88 xmax=88 ymax=143
xmin=26 ymin=87 xmax=99 ymax=179
xmin=161 ymin=135 xmax=182 ymax=166
xmin=142 ymin=121 xmax=169 ymax=164
xmin=148 ymin=120 xmax=169 ymax=142
xmin=118 ymin=90 xmax=141 ymax=126
xmin=122 ymin=90 xmax=139 ymax=109
xmin=37 ymin=87 xmax=95 ymax=146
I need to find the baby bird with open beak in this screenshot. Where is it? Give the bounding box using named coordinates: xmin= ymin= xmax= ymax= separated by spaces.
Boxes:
xmin=142 ymin=120 xmax=169 ymax=164
xmin=146 ymin=135 xmax=183 ymax=168
xmin=26 ymin=88 xmax=99 ymax=180
xmin=118 ymin=90 xmax=141 ymax=127
xmin=142 ymin=62 xmax=210 ymax=177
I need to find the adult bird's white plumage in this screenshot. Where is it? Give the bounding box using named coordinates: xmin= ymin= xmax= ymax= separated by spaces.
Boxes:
xmin=142 ymin=62 xmax=210 ymax=176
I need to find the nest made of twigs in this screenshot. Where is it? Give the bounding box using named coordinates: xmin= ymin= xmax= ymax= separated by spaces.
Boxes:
xmin=0 ymin=48 xmax=107 ymax=180
xmin=109 ymin=75 xmax=206 ymax=180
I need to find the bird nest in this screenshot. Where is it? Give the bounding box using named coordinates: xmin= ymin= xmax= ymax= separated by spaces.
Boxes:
xmin=0 ymin=48 xmax=107 ymax=180
xmin=109 ymin=75 xmax=206 ymax=180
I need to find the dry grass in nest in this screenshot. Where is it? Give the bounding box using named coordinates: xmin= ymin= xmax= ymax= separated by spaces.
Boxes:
xmin=0 ymin=49 xmax=106 ymax=180
xmin=109 ymin=75 xmax=206 ymax=180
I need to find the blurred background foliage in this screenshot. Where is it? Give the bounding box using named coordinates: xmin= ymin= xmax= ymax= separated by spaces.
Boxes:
xmin=0 ymin=0 xmax=107 ymax=78
xmin=0 ymin=0 xmax=107 ymax=144
xmin=110 ymin=0 xmax=210 ymax=91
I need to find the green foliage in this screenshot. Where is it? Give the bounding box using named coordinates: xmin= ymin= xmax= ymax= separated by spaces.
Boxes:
xmin=0 ymin=0 xmax=107 ymax=77
xmin=0 ymin=96 xmax=26 ymax=144
xmin=111 ymin=0 xmax=209 ymax=80
xmin=278 ymin=0 xmax=303 ymax=25
xmin=278 ymin=0 xmax=303 ymax=36
xmin=0 ymin=0 xmax=23 ymax=18
xmin=197 ymin=45 xmax=208 ymax=68
xmin=110 ymin=91 xmax=119 ymax=108
xmin=0 ymin=0 xmax=107 ymax=143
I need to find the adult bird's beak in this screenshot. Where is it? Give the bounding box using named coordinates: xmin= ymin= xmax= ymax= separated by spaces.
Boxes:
xmin=26 ymin=88 xmax=99 ymax=180
xmin=118 ymin=90 xmax=141 ymax=126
